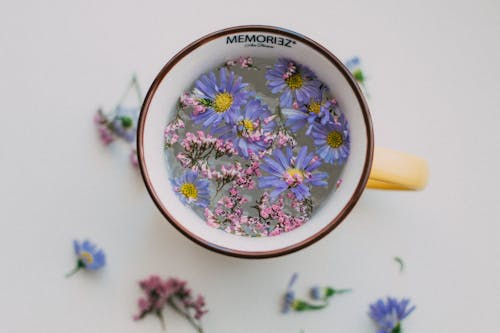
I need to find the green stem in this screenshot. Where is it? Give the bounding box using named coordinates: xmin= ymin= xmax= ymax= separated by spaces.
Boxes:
xmin=65 ymin=265 xmax=81 ymax=278
xmin=115 ymin=74 xmax=143 ymax=111
xmin=156 ymin=310 xmax=165 ymax=330
xmin=167 ymin=299 xmax=204 ymax=333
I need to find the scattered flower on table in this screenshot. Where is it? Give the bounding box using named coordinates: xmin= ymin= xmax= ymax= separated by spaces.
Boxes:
xmin=310 ymin=286 xmax=352 ymax=301
xmin=282 ymin=273 xmax=350 ymax=313
xmin=311 ymin=114 xmax=350 ymax=165
xmin=369 ymin=297 xmax=415 ymax=333
xmin=66 ymin=239 xmax=106 ymax=277
xmin=93 ymin=74 xmax=142 ymax=168
xmin=265 ymin=58 xmax=321 ymax=108
xmin=134 ymin=275 xmax=207 ymax=332
xmin=345 ymin=56 xmax=368 ymax=96
xmin=394 ymin=257 xmax=405 ymax=272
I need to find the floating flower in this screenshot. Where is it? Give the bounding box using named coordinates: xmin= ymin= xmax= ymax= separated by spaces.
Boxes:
xmin=258 ymin=146 xmax=328 ymax=201
xmin=216 ymin=98 xmax=276 ymax=158
xmin=311 ymin=114 xmax=350 ymax=165
xmin=192 ymin=68 xmax=250 ymax=128
xmin=171 ymin=171 xmax=211 ymax=208
xmin=282 ymin=98 xmax=333 ymax=135
xmin=66 ymin=239 xmax=106 ymax=277
xmin=369 ymin=297 xmax=416 ymax=333
xmin=111 ymin=106 xmax=139 ymax=143
xmin=226 ymin=56 xmax=258 ymax=70
xmin=266 ymin=58 xmax=321 ymax=107
xmin=134 ymin=275 xmax=208 ymax=331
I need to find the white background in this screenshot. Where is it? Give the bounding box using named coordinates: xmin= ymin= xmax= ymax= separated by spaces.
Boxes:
xmin=1 ymin=0 xmax=499 ymax=332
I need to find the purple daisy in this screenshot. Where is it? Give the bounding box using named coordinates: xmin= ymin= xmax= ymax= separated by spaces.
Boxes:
xmin=171 ymin=171 xmax=211 ymax=208
xmin=192 ymin=67 xmax=250 ymax=129
xmin=311 ymin=114 xmax=350 ymax=165
xmin=282 ymin=98 xmax=334 ymax=135
xmin=265 ymin=58 xmax=321 ymax=108
xmin=369 ymin=297 xmax=416 ymax=333
xmin=215 ymin=98 xmax=276 ymax=158
xmin=258 ymin=146 xmax=328 ymax=201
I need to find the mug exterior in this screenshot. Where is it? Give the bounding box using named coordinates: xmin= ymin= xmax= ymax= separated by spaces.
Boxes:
xmin=138 ymin=25 xmax=374 ymax=258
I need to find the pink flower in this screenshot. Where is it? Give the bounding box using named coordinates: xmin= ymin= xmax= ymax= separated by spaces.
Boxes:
xmin=97 ymin=125 xmax=114 ymax=145
xmin=130 ymin=148 xmax=138 ymax=167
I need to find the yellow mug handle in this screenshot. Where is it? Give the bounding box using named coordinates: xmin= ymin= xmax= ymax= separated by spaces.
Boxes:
xmin=367 ymin=147 xmax=429 ymax=190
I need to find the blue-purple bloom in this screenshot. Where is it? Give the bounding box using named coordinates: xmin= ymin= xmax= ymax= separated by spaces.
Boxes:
xmin=74 ymin=239 xmax=106 ymax=270
xmin=282 ymin=273 xmax=298 ymax=313
xmin=369 ymin=297 xmax=416 ymax=333
xmin=192 ymin=68 xmax=250 ymax=129
xmin=67 ymin=239 xmax=106 ymax=277
xmin=282 ymin=98 xmax=333 ymax=135
xmin=112 ymin=106 xmax=139 ymax=142
xmin=258 ymin=146 xmax=328 ymax=201
xmin=266 ymin=58 xmax=321 ymax=107
xmin=171 ymin=170 xmax=210 ymax=208
xmin=311 ymin=114 xmax=350 ymax=165
xmin=215 ymin=98 xmax=276 ymax=158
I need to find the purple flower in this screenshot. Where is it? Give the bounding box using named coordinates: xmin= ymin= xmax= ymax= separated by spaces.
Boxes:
xmin=369 ymin=297 xmax=416 ymax=333
xmin=282 ymin=98 xmax=334 ymax=135
xmin=171 ymin=171 xmax=211 ymax=208
xmin=134 ymin=275 xmax=208 ymax=331
xmin=215 ymin=98 xmax=276 ymax=158
xmin=111 ymin=106 xmax=139 ymax=142
xmin=192 ymin=67 xmax=250 ymax=129
xmin=258 ymin=146 xmax=328 ymax=201
xmin=66 ymin=240 xmax=106 ymax=277
xmin=265 ymin=58 xmax=321 ymax=107
xmin=311 ymin=114 xmax=350 ymax=165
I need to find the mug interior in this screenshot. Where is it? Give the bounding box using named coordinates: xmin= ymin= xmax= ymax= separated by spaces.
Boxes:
xmin=138 ymin=26 xmax=373 ymax=258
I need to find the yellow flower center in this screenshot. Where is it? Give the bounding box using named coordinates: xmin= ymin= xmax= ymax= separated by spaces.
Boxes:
xmin=285 ymin=74 xmax=303 ymax=90
xmin=287 ymin=168 xmax=304 ymax=178
xmin=239 ymin=119 xmax=254 ymax=133
xmin=180 ymin=183 xmax=198 ymax=199
xmin=327 ymin=131 xmax=343 ymax=148
xmin=308 ymin=102 xmax=321 ymax=114
xmin=213 ymin=92 xmax=233 ymax=113
xmin=80 ymin=251 xmax=94 ymax=264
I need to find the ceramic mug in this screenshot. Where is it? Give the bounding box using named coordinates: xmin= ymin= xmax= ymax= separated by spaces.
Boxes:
xmin=137 ymin=25 xmax=428 ymax=258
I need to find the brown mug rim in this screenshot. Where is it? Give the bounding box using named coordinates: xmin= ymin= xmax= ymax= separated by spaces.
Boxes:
xmin=137 ymin=25 xmax=374 ymax=259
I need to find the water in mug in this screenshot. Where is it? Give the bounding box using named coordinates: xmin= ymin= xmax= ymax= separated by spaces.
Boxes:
xmin=164 ymin=56 xmax=350 ymax=237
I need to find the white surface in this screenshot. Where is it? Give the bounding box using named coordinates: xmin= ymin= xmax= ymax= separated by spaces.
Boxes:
xmin=1 ymin=0 xmax=499 ymax=332
xmin=142 ymin=29 xmax=369 ymax=253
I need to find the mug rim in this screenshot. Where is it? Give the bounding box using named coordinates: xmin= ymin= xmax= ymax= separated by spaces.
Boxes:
xmin=137 ymin=25 xmax=374 ymax=259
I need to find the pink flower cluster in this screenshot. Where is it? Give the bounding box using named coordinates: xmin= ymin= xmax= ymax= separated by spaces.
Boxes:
xmin=164 ymin=118 xmax=185 ymax=147
xmin=93 ymin=109 xmax=114 ymax=145
xmin=134 ymin=275 xmax=208 ymax=328
xmin=204 ymin=184 xmax=311 ymax=237
xmin=226 ymin=56 xmax=254 ymax=69
xmin=176 ymin=131 xmax=237 ymax=169
xmin=257 ymin=192 xmax=311 ymax=236
xmin=180 ymin=92 xmax=207 ymax=116
xmin=94 ymin=108 xmax=139 ymax=168
xmin=282 ymin=61 xmax=297 ymax=80
xmin=200 ymin=158 xmax=261 ymax=191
